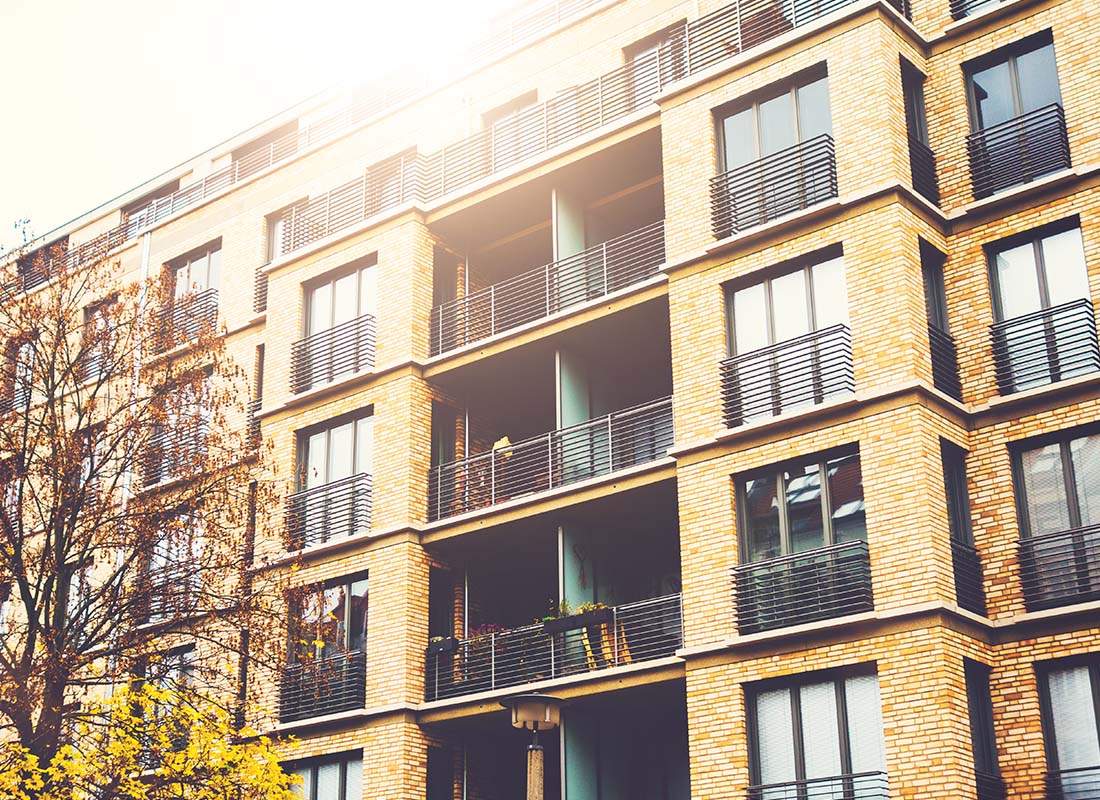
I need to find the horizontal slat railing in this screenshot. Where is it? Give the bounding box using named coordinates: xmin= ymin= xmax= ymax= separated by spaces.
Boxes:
xmin=720 ymin=324 xmax=853 ymax=428
xmin=141 ymin=564 xmax=201 ymax=624
xmin=991 ymin=298 xmax=1100 ymax=395
xmin=430 ymin=220 xmax=665 ymax=355
xmin=279 ymin=650 xmax=366 ymax=723
xmin=949 ymin=0 xmax=1007 ymax=20
xmin=976 ymin=771 xmax=1007 ymax=800
xmin=1019 ymin=525 xmax=1100 ymax=612
xmin=710 ymin=134 xmax=837 ymax=237
xmin=929 ymin=325 xmax=963 ymax=401
xmin=156 ymin=288 xmax=219 ymax=353
xmin=247 ymin=398 xmax=262 ymax=449
xmin=952 ymin=539 xmax=987 ymax=616
xmin=732 ymin=540 xmax=873 ymax=634
xmin=142 ymin=425 xmax=207 ymax=487
xmin=909 ymin=135 xmax=939 ymax=205
xmin=424 ymin=593 xmax=682 ymax=701
xmin=967 ymin=104 xmax=1070 ymax=199
xmin=747 ymin=771 xmax=889 ymax=800
xmin=428 ymin=396 xmax=673 ymax=521
xmin=290 ymin=314 xmax=376 ymax=393
xmin=1046 ymin=766 xmax=1100 ymax=800
xmin=286 ymin=473 xmax=372 ymax=551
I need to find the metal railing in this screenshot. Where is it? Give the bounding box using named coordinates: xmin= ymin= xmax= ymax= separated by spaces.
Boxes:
xmin=732 ymin=540 xmax=873 ymax=634
xmin=428 ymin=396 xmax=673 ymax=521
xmin=286 ymin=473 xmax=372 ymax=550
xmin=967 ymin=104 xmax=1071 ymax=199
xmin=976 ymin=771 xmax=1007 ymax=800
xmin=155 ymin=288 xmax=219 ymax=353
xmin=247 ymin=398 xmax=262 ymax=449
xmin=424 ymin=593 xmax=682 ymax=701
xmin=142 ymin=426 xmax=207 ymax=487
xmin=289 ymin=314 xmax=376 ymax=393
xmin=254 ymin=266 xmax=269 ymax=313
xmin=430 ymin=221 xmax=665 ymax=356
xmin=711 ymin=134 xmax=837 ymax=238
xmin=1046 ymin=766 xmax=1100 ymax=800
xmin=141 ymin=564 xmax=201 ymax=624
xmin=990 ymin=299 xmax=1100 ymax=395
xmin=950 ymin=0 xmax=1007 ymax=19
xmin=929 ymin=325 xmax=963 ymax=401
xmin=952 ymin=539 xmax=987 ymax=616
xmin=279 ymin=650 xmax=366 ymax=723
xmin=746 ymin=771 xmax=889 ymax=800
xmin=909 ymin=135 xmax=939 ymax=205
xmin=720 ymin=324 xmax=853 ymax=428
xmin=1019 ymin=525 xmax=1100 ymax=612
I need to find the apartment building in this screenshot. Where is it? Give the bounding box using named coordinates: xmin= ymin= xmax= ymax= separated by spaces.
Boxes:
xmin=10 ymin=0 xmax=1100 ymax=796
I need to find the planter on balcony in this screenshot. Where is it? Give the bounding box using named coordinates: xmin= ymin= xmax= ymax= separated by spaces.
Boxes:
xmin=426 ymin=636 xmax=459 ymax=656
xmin=541 ymin=606 xmax=614 ymax=635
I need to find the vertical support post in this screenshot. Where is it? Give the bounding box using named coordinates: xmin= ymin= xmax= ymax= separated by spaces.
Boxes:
xmin=490 ymin=284 xmax=497 ymax=336
xmin=612 ymin=606 xmax=619 ymax=665
xmin=601 ymin=240 xmax=609 ymax=295
xmin=545 ymin=263 xmax=552 ymax=317
xmin=607 ymin=412 xmax=614 ymax=472
xmin=490 ymin=452 xmax=496 ymax=505
xmin=490 ymin=632 xmax=497 ymax=689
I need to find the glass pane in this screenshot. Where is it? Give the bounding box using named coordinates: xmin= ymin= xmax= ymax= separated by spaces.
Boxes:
xmin=785 ymin=463 xmax=825 ymax=553
xmin=758 ymin=92 xmax=796 ymax=157
xmin=744 ymin=476 xmax=782 ymax=562
xmin=345 ymin=758 xmax=363 ymax=800
xmin=810 ymin=257 xmax=848 ymax=330
xmin=1041 ymin=228 xmax=1090 ymax=307
xmin=328 ymin=422 xmax=355 ymax=482
xmin=316 ymin=762 xmax=341 ymax=800
xmin=1021 ymin=443 xmax=1072 ymax=535
xmin=310 ymin=283 xmax=333 ymax=336
xmin=1048 ymin=666 xmax=1100 ymax=771
xmin=970 ymin=61 xmax=1015 ymax=128
xmin=306 ymin=431 xmax=328 ymax=488
xmin=173 ymin=265 xmax=190 ymax=299
xmin=722 ymin=109 xmax=757 ymax=169
xmin=290 ymin=767 xmax=312 ymax=799
xmin=797 ymin=76 xmax=832 ymax=142
xmin=1071 ymin=434 xmax=1100 ymax=527
xmin=333 ymin=273 xmax=358 ymax=326
xmin=734 ymin=283 xmax=770 ymax=353
xmin=206 ymin=248 xmax=221 ymax=291
xmin=348 ymin=578 xmax=369 ymax=653
xmin=845 ymin=674 xmax=887 ymax=773
xmin=771 ymin=270 xmax=810 ymax=342
xmin=755 ymin=688 xmax=796 ymax=785
xmin=800 ymin=681 xmax=842 ymax=781
xmin=321 ymin=585 xmax=346 ymax=655
xmin=359 ymin=266 xmax=377 ymax=320
xmin=355 ymin=417 xmax=374 ymax=477
xmin=829 ymin=454 xmax=866 ymax=544
xmin=993 ymin=242 xmax=1042 ymax=320
xmin=1017 ymin=44 xmax=1061 ymax=113
xmin=190 ymin=253 xmax=209 ymax=291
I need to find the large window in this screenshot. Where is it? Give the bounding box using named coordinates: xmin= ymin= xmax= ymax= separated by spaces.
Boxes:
xmin=146 ymin=514 xmax=202 ymax=622
xmin=988 ymin=221 xmax=1095 ymax=393
xmin=748 ymin=668 xmax=886 ymax=795
xmin=902 ymin=59 xmax=937 ymax=204
xmin=720 ymin=73 xmax=832 ymax=172
xmin=1039 ymin=657 xmax=1100 ymax=799
xmin=967 ymin=36 xmax=1061 ymax=132
xmin=286 ymin=752 xmax=363 ymax=800
xmin=964 ymin=660 xmax=1001 ymax=796
xmin=171 ymin=243 xmax=221 ymax=299
xmin=290 ymin=575 xmax=368 ymax=662
xmin=305 ymin=260 xmax=376 ymax=340
xmin=299 ymin=414 xmax=373 ymax=492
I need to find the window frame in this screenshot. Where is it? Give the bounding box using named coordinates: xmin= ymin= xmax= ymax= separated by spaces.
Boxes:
xmin=284 ymin=751 xmax=363 ymax=800
xmin=964 ymin=658 xmax=1001 ymax=779
xmin=1011 ymin=423 xmax=1100 ymax=538
xmin=985 ymin=217 xmax=1086 ymax=324
xmin=295 ymin=410 xmax=374 ymax=491
xmin=288 ymin=573 xmax=369 ymax=664
xmin=901 ymin=58 xmax=930 ymax=146
xmin=302 ymin=256 xmax=378 ymax=338
xmin=941 ymin=439 xmax=974 ymax=545
xmin=168 ymin=241 xmax=222 ymax=299
xmin=1036 ymin=654 xmax=1100 ymax=776
xmin=964 ymin=32 xmax=1060 ymax=132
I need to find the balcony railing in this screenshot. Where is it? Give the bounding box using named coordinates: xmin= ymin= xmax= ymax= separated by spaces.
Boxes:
xmin=952 ymin=539 xmax=987 ymax=616
xmin=142 ymin=426 xmax=207 ymax=487
xmin=929 ymin=325 xmax=963 ymax=401
xmin=247 ymin=398 xmax=262 ymax=448
xmin=976 ymin=771 xmax=1007 ymax=800
xmin=279 ymin=650 xmax=366 ymax=723
xmin=428 ymin=396 xmax=673 ymax=521
xmin=156 ymin=288 xmax=219 ymax=353
xmin=290 ymin=314 xmax=376 ymax=393
xmin=286 ymin=473 xmax=372 ymax=551
xmin=950 ymin=0 xmax=1008 ymax=20
xmin=967 ymin=104 xmax=1071 ymax=199
xmin=746 ymin=771 xmax=889 ymax=800
xmin=424 ymin=593 xmax=682 ymax=701
xmin=711 ymin=134 xmax=837 ymax=238
xmin=990 ymin=299 xmax=1100 ymax=395
xmin=1046 ymin=766 xmax=1100 ymax=800
xmin=909 ymin=135 xmax=939 ymax=205
xmin=430 ymin=221 xmax=665 ymax=356
xmin=1019 ymin=525 xmax=1100 ymax=612
xmin=141 ymin=564 xmax=200 ymax=625
xmin=720 ymin=324 xmax=853 ymax=428
xmin=732 ymin=540 xmax=873 ymax=635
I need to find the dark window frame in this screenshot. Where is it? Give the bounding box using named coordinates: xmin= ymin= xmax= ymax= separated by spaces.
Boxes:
xmin=294 ymin=408 xmax=375 ymax=491
xmin=941 ymin=439 xmax=973 ymax=545
xmin=283 ymin=750 xmax=363 ymax=800
xmin=301 ymin=254 xmax=378 ymax=338
xmin=1011 ymin=422 xmax=1100 ymax=538
xmin=901 ymin=57 xmax=930 ymax=145
xmin=964 ymin=30 xmax=1059 ymax=132
xmin=1036 ymin=654 xmax=1100 ymax=775
xmin=287 ymin=572 xmax=369 ymax=665
xmin=964 ymin=659 xmax=1000 ymax=777
xmin=921 ymin=240 xmax=949 ymax=333
xmin=985 ymin=216 xmax=1084 ymax=323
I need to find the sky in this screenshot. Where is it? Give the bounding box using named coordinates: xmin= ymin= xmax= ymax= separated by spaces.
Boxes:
xmin=0 ymin=0 xmax=519 ymax=253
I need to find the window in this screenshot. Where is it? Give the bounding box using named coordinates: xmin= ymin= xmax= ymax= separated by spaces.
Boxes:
xmin=624 ymin=23 xmax=686 ymax=109
xmin=1039 ymin=657 xmax=1100 ymax=799
xmin=285 ymin=752 xmax=363 ymax=800
xmin=902 ymin=60 xmax=938 ymax=204
xmin=483 ymin=91 xmax=539 ymax=172
xmin=739 ymin=449 xmax=865 ymax=563
xmin=290 ymin=575 xmax=368 ymax=662
xmin=305 ymin=260 xmax=377 ymax=339
xmin=82 ymin=298 xmax=114 ymax=382
xmin=8 ymin=337 xmax=35 ymax=410
xmin=146 ymin=377 xmax=211 ymax=485
xmin=299 ymin=413 xmax=373 ymax=492
xmin=942 ymin=441 xmax=973 ymax=546
xmin=964 ymin=660 xmax=1001 ymax=793
xmin=170 ymin=243 xmax=221 ymax=299
xmin=146 ymin=515 xmax=202 ymax=623
xmin=724 ymin=254 xmax=850 ymax=424
xmin=163 ymin=243 xmax=220 ymax=348
xmin=988 ymin=221 xmax=1095 ymax=393
xmin=267 ymin=203 xmax=305 ymax=264
xmin=967 ymin=36 xmax=1060 ymax=132
xmin=748 ymin=668 xmax=886 ymax=794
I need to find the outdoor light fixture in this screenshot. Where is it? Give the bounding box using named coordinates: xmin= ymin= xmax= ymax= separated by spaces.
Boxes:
xmin=501 ymin=693 xmax=565 ymax=800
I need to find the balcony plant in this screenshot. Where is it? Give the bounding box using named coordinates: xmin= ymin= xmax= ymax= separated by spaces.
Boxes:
xmin=426 ymin=634 xmax=459 ymax=656
xmin=540 ymin=599 xmax=612 ymax=635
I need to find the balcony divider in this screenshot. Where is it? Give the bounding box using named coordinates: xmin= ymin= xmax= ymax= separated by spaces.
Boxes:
xmin=929 ymin=325 xmax=963 ymax=401
xmin=424 ymin=593 xmax=682 ymax=701
xmin=279 ymin=650 xmax=366 ymax=723
xmin=1018 ymin=525 xmax=1100 ymax=611
xmin=967 ymin=104 xmax=1070 ymax=199
xmin=951 ymin=539 xmax=987 ymax=616
xmin=710 ymin=134 xmax=838 ymax=238
xmin=746 ymin=771 xmax=889 ymax=800
xmin=732 ymin=540 xmax=873 ymax=634
xmin=285 ymin=473 xmax=373 ymax=550
xmin=430 ymin=220 xmax=665 ymax=356
xmin=289 ymin=314 xmax=376 ymax=393
xmin=990 ymin=298 xmax=1100 ymax=395
xmin=428 ymin=396 xmax=673 ymax=521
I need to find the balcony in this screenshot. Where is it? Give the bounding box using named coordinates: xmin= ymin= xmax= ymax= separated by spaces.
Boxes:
xmin=430 ymin=220 xmax=665 ymax=356
xmin=976 ymin=772 xmax=1007 ymax=800
xmin=428 ymin=396 xmax=673 ymax=521
xmin=929 ymin=326 xmax=963 ymax=401
xmin=950 ymin=0 xmax=1008 ymax=19
xmin=156 ymin=288 xmax=219 ymax=352
xmin=1018 ymin=525 xmax=1100 ymax=612
xmin=1046 ymin=766 xmax=1100 ymax=800
xmin=732 ymin=540 xmax=873 ymax=635
xmin=279 ymin=650 xmax=366 ymax=723
xmin=720 ymin=324 xmax=853 ymax=428
xmin=951 ymin=540 xmax=987 ymax=616
xmin=141 ymin=565 xmax=200 ymax=625
xmin=909 ymin=135 xmax=939 ymax=205
xmin=990 ymin=299 xmax=1100 ymax=395
xmin=967 ymin=104 xmax=1071 ymax=199
xmin=290 ymin=314 xmax=376 ymax=393
xmin=710 ymin=134 xmax=837 ymax=238
xmin=747 ymin=772 xmax=889 ymax=800
xmin=286 ymin=473 xmax=372 ymax=550
xmin=425 ymin=593 xmax=682 ymax=701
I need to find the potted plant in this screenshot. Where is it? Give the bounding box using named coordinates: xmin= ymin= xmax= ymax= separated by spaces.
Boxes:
xmin=426 ymin=634 xmax=459 ymax=656
xmin=540 ymin=599 xmax=613 ymax=635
